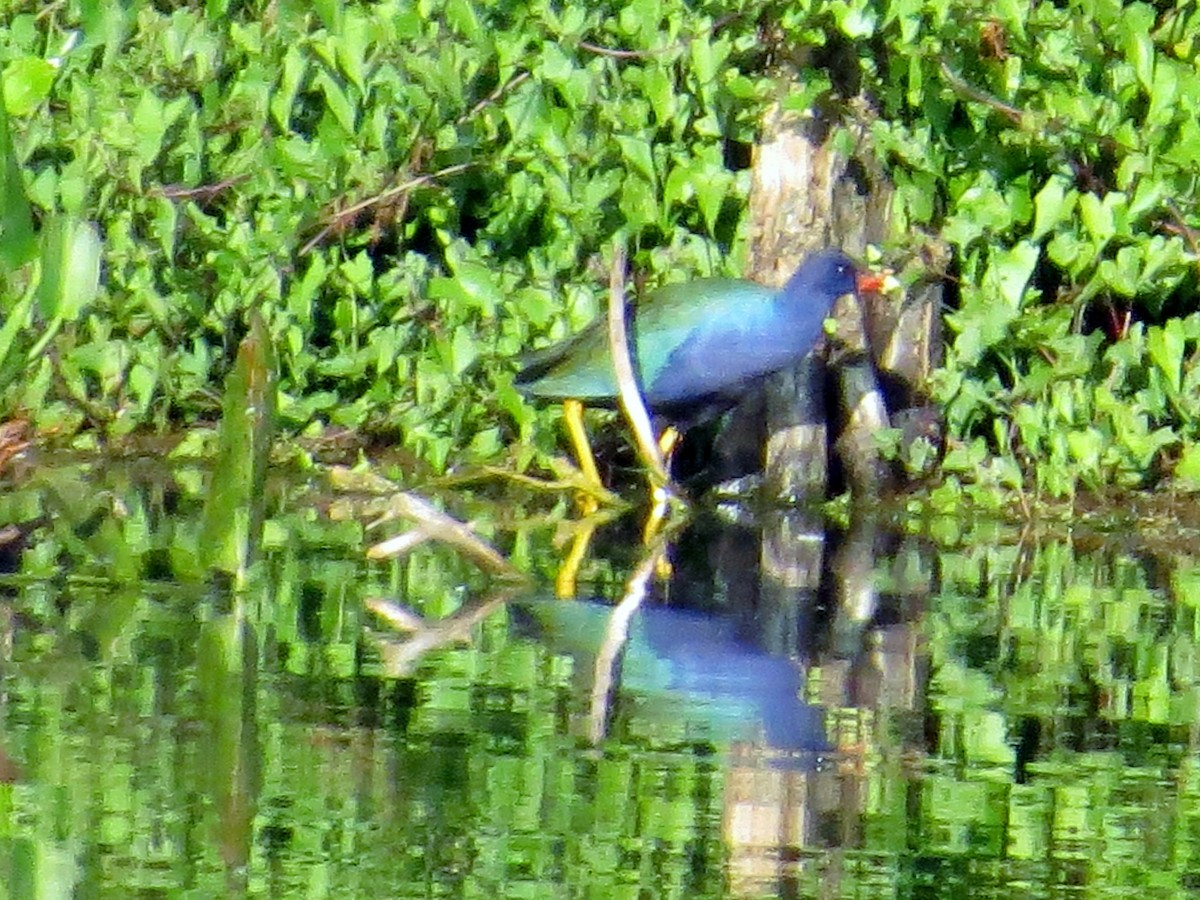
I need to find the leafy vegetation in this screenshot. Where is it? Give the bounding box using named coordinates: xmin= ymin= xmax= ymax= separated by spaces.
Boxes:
xmin=0 ymin=0 xmax=1198 ymax=498
xmin=886 ymin=0 xmax=1200 ymax=499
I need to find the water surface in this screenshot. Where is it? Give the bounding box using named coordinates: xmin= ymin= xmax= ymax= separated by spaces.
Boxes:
xmin=1 ymin=460 xmax=1197 ymax=898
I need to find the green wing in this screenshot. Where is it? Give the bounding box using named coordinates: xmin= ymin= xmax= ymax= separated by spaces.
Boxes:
xmin=515 ymin=278 xmax=777 ymax=403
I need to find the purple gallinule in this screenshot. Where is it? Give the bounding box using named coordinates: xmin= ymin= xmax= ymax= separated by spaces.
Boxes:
xmin=517 ymin=249 xmax=883 ymax=494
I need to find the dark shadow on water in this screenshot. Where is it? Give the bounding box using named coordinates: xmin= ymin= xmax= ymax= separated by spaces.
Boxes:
xmin=511 ymin=596 xmax=829 ymax=760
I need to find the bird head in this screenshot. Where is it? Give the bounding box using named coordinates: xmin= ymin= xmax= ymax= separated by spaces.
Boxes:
xmin=782 ymin=249 xmax=885 ymax=304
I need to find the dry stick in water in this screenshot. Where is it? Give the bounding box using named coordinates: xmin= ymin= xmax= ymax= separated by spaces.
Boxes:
xmin=586 ymin=539 xmax=665 ymax=743
xmin=366 ymin=588 xmax=520 ymax=677
xmin=366 ymin=490 xmax=527 ymax=582
xmin=605 ymin=244 xmax=671 ymax=490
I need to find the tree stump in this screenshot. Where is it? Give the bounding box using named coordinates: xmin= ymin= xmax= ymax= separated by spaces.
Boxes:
xmin=744 ymin=102 xmax=942 ymax=501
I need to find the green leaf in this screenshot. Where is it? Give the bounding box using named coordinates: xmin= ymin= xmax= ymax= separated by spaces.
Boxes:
xmin=313 ymin=70 xmax=357 ymax=132
xmin=948 ymin=284 xmax=1019 ymax=366
xmin=1098 ymin=246 xmax=1140 ymax=297
xmin=312 ymin=0 xmax=342 ymax=31
xmin=201 ymin=312 xmax=277 ymax=582
xmin=619 ymin=174 xmax=658 ymax=230
xmin=335 ymin=10 xmax=371 ymax=92
xmin=1140 ymin=235 xmax=1184 ymax=284
xmin=1045 ymin=231 xmax=1092 ymax=276
xmin=1066 ymin=427 xmax=1103 ymax=471
xmin=0 ymin=288 xmax=36 ymax=374
xmin=1129 ymin=177 xmax=1166 ymax=221
xmin=0 ymin=101 xmax=35 ymax=270
xmin=1 ymin=57 xmax=56 ymax=116
xmin=1145 ymin=61 xmax=1178 ymax=128
xmin=994 ymin=0 xmax=1027 ymax=39
xmin=79 ymin=0 xmax=130 ymax=59
xmin=1031 ymin=175 xmax=1075 ymax=241
xmin=132 ymin=90 xmax=168 ymax=169
xmin=615 ymin=134 xmax=656 ymax=186
xmin=448 ymin=324 xmax=478 ymax=376
xmin=829 ymin=0 xmax=877 ymax=38
xmin=539 ymin=43 xmax=575 ymax=86
xmin=691 ymin=159 xmax=731 ymax=236
xmin=642 ymin=64 xmax=676 ymax=125
xmin=38 ymin=217 xmax=102 ymax=322
xmin=983 ymin=241 xmax=1040 ymax=308
xmin=1147 ymin=319 xmax=1185 ymax=394
xmin=1174 ymin=442 xmax=1200 ymax=487
xmin=1078 ymin=192 xmax=1126 ymax=247
xmin=450 ymin=259 xmax=503 ymax=318
xmin=780 ymin=73 xmax=833 ymax=114
xmin=504 ymin=84 xmax=549 ymax=145
xmin=270 ymin=45 xmax=308 ymax=130
xmin=663 ymin=163 xmax=691 ymax=212
xmin=944 ymin=173 xmax=1013 ymax=248
xmin=1120 ymin=3 xmax=1156 ymax=90
xmin=906 ymin=54 xmax=923 ymax=107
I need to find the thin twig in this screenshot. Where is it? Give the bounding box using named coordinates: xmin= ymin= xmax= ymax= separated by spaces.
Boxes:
xmin=456 ymin=70 xmax=531 ymax=125
xmin=34 ymin=0 xmax=66 ymax=21
xmin=365 ymin=526 xmax=435 ymax=559
xmin=157 ymin=175 xmax=249 ymax=202
xmin=586 ymin=539 xmax=664 ymax=744
xmin=1163 ymin=201 xmax=1200 ymax=258
xmin=366 ymin=490 xmax=527 ymax=581
xmin=577 ymin=12 xmax=743 ymax=60
xmin=475 ymin=464 xmax=623 ymax=506
xmin=303 ymin=70 xmax=524 ymax=254
xmin=938 ymin=61 xmax=1027 ymax=127
xmin=362 ymin=597 xmax=426 ymax=632
xmin=366 ymin=588 xmax=518 ymax=676
xmin=299 ymin=161 xmax=476 ymax=256
xmin=577 ymin=40 xmax=667 ymax=59
xmin=605 ymin=243 xmax=671 ymax=490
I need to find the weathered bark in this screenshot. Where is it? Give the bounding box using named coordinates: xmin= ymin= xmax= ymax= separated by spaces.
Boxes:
xmin=833 ymin=358 xmax=893 ymax=494
xmin=866 ymin=281 xmax=944 ymax=386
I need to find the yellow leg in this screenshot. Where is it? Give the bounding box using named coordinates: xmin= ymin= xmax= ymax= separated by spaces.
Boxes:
xmin=657 ymin=426 xmax=680 ymax=459
xmin=555 ymin=520 xmax=596 ymax=598
xmin=563 ymin=399 xmax=602 ymax=514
